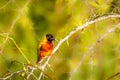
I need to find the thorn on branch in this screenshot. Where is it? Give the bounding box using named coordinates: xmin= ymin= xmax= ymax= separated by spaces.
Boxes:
xmin=81 ymin=28 xmax=84 ymax=32
xmin=66 ymin=39 xmax=70 ymax=47
xmin=97 ymin=40 xmax=101 ymax=43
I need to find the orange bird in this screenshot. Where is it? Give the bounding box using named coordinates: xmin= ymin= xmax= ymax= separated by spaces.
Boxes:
xmin=36 ymin=34 xmax=55 ymax=64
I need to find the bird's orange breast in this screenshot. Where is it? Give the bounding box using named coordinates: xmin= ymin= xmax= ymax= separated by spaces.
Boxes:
xmin=40 ymin=42 xmax=53 ymax=57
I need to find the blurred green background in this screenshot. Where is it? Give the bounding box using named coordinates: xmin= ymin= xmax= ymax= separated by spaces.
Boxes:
xmin=0 ymin=0 xmax=120 ymax=80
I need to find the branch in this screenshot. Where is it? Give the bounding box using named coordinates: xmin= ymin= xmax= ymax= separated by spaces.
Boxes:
xmin=106 ymin=72 xmax=120 ymax=80
xmin=0 ymin=0 xmax=31 ymax=54
xmin=0 ymin=0 xmax=11 ymax=10
xmin=28 ymin=64 xmax=53 ymax=80
xmin=0 ymin=70 xmax=24 ymax=80
xmin=38 ymin=14 xmax=120 ymax=80
xmin=69 ymin=23 xmax=120 ymax=80
xmin=0 ymin=33 xmax=31 ymax=64
xmin=26 ymin=67 xmax=35 ymax=79
xmin=0 ymin=63 xmax=53 ymax=80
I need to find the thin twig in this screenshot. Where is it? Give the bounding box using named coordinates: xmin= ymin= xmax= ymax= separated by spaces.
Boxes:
xmin=9 ymin=37 xmax=31 ymax=64
xmin=0 ymin=33 xmax=31 ymax=64
xmin=28 ymin=64 xmax=53 ymax=80
xmin=0 ymin=14 xmax=20 ymax=54
xmin=0 ymin=0 xmax=30 ymax=54
xmin=26 ymin=67 xmax=35 ymax=79
xmin=106 ymin=72 xmax=120 ymax=80
xmin=0 ymin=70 xmax=24 ymax=80
xmin=0 ymin=0 xmax=11 ymax=9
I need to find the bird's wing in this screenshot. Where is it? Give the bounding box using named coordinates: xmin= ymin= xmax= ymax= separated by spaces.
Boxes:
xmin=36 ymin=42 xmax=43 ymax=64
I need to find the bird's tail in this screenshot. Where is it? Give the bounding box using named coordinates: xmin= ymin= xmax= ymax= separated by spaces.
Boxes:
xmin=36 ymin=56 xmax=42 ymax=64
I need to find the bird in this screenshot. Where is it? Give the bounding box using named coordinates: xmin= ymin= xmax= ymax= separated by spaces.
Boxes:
xmin=36 ymin=34 xmax=55 ymax=64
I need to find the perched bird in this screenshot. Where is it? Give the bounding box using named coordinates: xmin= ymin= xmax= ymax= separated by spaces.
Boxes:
xmin=36 ymin=34 xmax=55 ymax=64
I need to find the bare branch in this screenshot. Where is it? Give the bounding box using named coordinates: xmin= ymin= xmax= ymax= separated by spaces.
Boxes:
xmin=106 ymin=72 xmax=120 ymax=80
xmin=0 ymin=0 xmax=11 ymax=10
xmin=0 ymin=0 xmax=31 ymax=55
xmin=28 ymin=64 xmax=53 ymax=80
xmin=69 ymin=23 xmax=120 ymax=80
xmin=26 ymin=67 xmax=35 ymax=79
xmin=0 ymin=33 xmax=31 ymax=64
xmin=0 ymin=70 xmax=24 ymax=80
xmin=0 ymin=14 xmax=20 ymax=54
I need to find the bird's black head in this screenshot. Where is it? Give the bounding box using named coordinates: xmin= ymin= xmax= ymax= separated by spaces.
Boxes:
xmin=46 ymin=34 xmax=55 ymax=42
